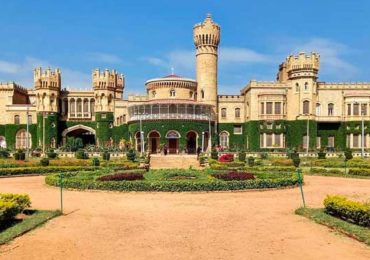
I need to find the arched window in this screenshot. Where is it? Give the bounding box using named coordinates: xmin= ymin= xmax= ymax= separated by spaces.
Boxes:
xmin=235 ymin=108 xmax=240 ymax=118
xmin=170 ymin=89 xmax=176 ymax=97
xmin=77 ymin=98 xmax=82 ymax=114
xmin=219 ymin=131 xmax=229 ymax=148
xmin=303 ymin=100 xmax=310 ymax=115
xmin=70 ymin=98 xmax=75 ymax=113
xmin=221 ymin=108 xmax=227 ymax=118
xmin=328 ymin=103 xmax=334 ymax=116
xmin=316 ymin=103 xmax=321 ymax=116
xmin=16 ymin=129 xmax=31 ymax=149
xmin=304 ymin=82 xmax=309 ymax=91
xmin=14 ymin=115 xmax=20 ymax=124
xmin=0 ymin=136 xmax=6 ymax=148
xmin=201 ymin=90 xmax=205 ymax=99
xmin=152 ymin=91 xmax=156 ymax=97
xmin=189 ymin=91 xmax=193 ymax=98
xmin=90 ymin=99 xmax=95 ymax=114
xmin=295 ymin=83 xmax=299 ymax=92
xmin=83 ymin=98 xmax=89 ymax=113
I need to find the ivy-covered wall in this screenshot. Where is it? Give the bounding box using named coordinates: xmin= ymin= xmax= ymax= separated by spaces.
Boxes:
xmin=95 ymin=112 xmax=114 ymax=146
xmin=218 ymin=123 xmax=246 ymax=150
xmin=112 ymin=124 xmax=129 ymax=144
xmin=128 ymin=120 xmax=213 ymax=149
xmin=317 ymin=122 xmax=346 ymax=150
xmin=285 ymin=120 xmax=317 ymax=150
xmin=37 ymin=112 xmax=59 ymax=148
xmin=0 ymin=124 xmax=37 ymax=150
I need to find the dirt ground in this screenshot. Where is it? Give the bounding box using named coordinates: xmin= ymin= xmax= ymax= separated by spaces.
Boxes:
xmin=0 ymin=176 xmax=369 ymax=260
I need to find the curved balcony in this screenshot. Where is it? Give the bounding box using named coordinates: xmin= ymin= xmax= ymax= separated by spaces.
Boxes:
xmin=128 ymin=102 xmax=215 ymax=122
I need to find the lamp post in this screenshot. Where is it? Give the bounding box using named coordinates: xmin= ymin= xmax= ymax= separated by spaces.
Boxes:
xmin=26 ymin=105 xmax=30 ymax=159
xmin=208 ymin=113 xmax=212 ymax=152
xmin=139 ymin=116 xmax=143 ymax=156
xmin=201 ymin=132 xmax=205 ymax=153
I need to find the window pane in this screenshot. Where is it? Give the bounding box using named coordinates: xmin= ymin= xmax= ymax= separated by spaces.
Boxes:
xmin=328 ymin=136 xmax=335 ymax=147
xmin=303 ymin=101 xmax=309 ymax=114
xmin=233 ymin=125 xmax=242 ymax=134
xmin=353 ymin=103 xmax=359 ymax=115
xmin=361 ymin=104 xmax=367 ymax=115
xmin=274 ymin=134 xmax=281 ymax=146
xmin=266 ymin=102 xmax=273 ymax=114
xmin=275 ymin=102 xmax=281 ymax=114
xmin=347 ymin=104 xmax=351 ymax=115
xmin=353 ymin=134 xmax=359 ymax=148
xmin=266 ymin=134 xmax=273 ymax=147
xmin=260 ymin=102 xmax=264 ymax=114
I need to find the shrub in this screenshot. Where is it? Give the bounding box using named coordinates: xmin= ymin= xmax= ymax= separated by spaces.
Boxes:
xmin=0 ymin=166 xmax=97 ymax=176
xmin=344 ymin=150 xmax=353 ymax=161
xmin=47 ymin=150 xmax=57 ymax=159
xmin=218 ymin=153 xmax=234 ymax=163
xmin=252 ymin=166 xmax=296 ymax=173
xmin=0 ymin=149 xmax=10 ymax=158
xmin=126 ymin=149 xmax=136 ymax=162
xmin=292 ymin=157 xmax=301 ymax=168
xmin=247 ymin=156 xmax=255 ymax=167
xmin=310 ymin=168 xmax=342 ymax=175
xmin=211 ymin=150 xmax=218 ymax=160
xmin=324 ymin=195 xmax=370 ymax=227
xmin=14 ymin=150 xmax=26 ymax=161
xmin=0 ymin=193 xmax=31 ymax=225
xmin=162 ymin=171 xmax=198 ymax=180
xmin=40 ymin=158 xmax=49 ymax=167
xmin=212 ymin=171 xmax=255 ymax=181
xmin=238 ymin=151 xmax=246 ymax=162
xmin=348 ymin=168 xmax=370 ymax=176
xmin=97 ymin=172 xmax=144 ymax=181
xmin=270 ymin=158 xmax=293 ymax=166
xmin=317 ymin=150 xmax=326 ymax=159
xmin=92 ymin=157 xmax=100 ymax=166
xmin=75 ymin=149 xmax=88 ymax=159
xmin=102 ymin=151 xmax=110 ymax=161
xmin=260 ymin=152 xmax=268 ymax=159
xmin=199 ymin=155 xmax=206 ymax=165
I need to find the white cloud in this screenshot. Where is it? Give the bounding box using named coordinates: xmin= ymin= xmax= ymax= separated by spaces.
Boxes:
xmin=87 ymin=52 xmax=122 ymax=64
xmin=0 ymin=57 xmax=91 ymax=89
xmin=220 ymin=47 xmax=272 ymax=63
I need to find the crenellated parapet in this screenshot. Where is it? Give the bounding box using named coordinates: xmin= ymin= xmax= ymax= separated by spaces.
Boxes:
xmin=318 ymin=82 xmax=370 ymax=90
xmin=278 ymin=52 xmax=320 ymax=81
xmin=193 ymin=14 xmax=220 ymax=55
xmin=34 ymin=67 xmax=61 ymax=90
xmin=92 ymin=69 xmax=124 ymax=93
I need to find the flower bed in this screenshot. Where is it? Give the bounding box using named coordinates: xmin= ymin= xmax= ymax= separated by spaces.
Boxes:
xmin=218 ymin=153 xmax=234 ymax=163
xmin=97 ymin=172 xmax=144 ymax=181
xmin=212 ymin=171 xmax=255 ymax=181
xmin=324 ymin=195 xmax=370 ymax=227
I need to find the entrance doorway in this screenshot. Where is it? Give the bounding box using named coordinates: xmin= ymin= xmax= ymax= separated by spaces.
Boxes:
xmin=62 ymin=125 xmax=96 ymax=147
xmin=166 ymin=130 xmax=180 ymax=154
xmin=203 ymin=132 xmax=209 ymax=152
xmin=148 ymin=131 xmax=160 ymax=154
xmin=186 ymin=131 xmax=197 ymax=154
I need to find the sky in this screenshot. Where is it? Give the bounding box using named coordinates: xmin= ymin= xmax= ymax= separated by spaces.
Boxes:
xmin=0 ymin=0 xmax=370 ymax=96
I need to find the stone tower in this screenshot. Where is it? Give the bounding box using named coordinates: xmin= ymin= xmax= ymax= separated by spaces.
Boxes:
xmin=34 ymin=67 xmax=61 ymax=112
xmin=92 ymin=69 xmax=124 ymax=112
xmin=193 ymin=14 xmax=220 ymax=108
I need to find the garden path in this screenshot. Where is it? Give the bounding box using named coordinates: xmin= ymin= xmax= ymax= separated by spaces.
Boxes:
xmin=0 ymin=176 xmax=369 ymax=260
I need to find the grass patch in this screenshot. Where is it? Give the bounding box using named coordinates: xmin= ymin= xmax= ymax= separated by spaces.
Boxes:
xmin=0 ymin=209 xmax=61 ymax=245
xmin=295 ymin=207 xmax=370 ymax=246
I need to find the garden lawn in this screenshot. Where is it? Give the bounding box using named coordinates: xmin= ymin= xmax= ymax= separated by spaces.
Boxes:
xmin=0 ymin=210 xmax=61 ymax=245
xmin=296 ymin=207 xmax=370 ymax=246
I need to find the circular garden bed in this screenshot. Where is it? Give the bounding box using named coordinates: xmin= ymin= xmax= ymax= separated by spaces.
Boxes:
xmin=45 ymin=168 xmax=300 ymax=192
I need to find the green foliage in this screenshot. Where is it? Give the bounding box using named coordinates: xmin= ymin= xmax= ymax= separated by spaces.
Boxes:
xmin=75 ymin=149 xmax=88 ymax=159
xmin=211 ymin=149 xmax=218 ymax=160
xmin=46 ymin=150 xmax=57 ymax=159
xmin=317 ymin=150 xmax=326 ymax=159
xmin=344 ymin=149 xmax=353 ymax=161
xmin=247 ymin=156 xmax=255 ymax=167
xmin=66 ymin=137 xmax=84 ymax=152
xmin=40 ymin=158 xmax=49 ymax=167
xmin=0 ymin=193 xmax=31 ymax=225
xmin=348 ymin=168 xmax=370 ymax=176
xmin=0 ymin=148 xmax=10 ymax=158
xmin=286 ymin=120 xmax=317 ymax=150
xmin=309 ymin=167 xmax=342 ymax=175
xmin=37 ymin=112 xmax=58 ymax=149
xmin=126 ymin=149 xmax=136 ymax=162
xmin=102 ymin=151 xmax=110 ymax=161
xmin=95 ymin=112 xmax=114 ymax=147
xmin=295 ymin=207 xmax=370 ymax=246
xmin=14 ymin=150 xmax=25 ymax=161
xmin=238 ymin=151 xmax=246 ymax=162
xmin=292 ymin=157 xmax=301 ymax=168
xmin=92 ymin=157 xmax=100 ymax=166
xmin=0 ymin=166 xmax=97 ymax=176
xmin=324 ymin=195 xmax=370 ymax=227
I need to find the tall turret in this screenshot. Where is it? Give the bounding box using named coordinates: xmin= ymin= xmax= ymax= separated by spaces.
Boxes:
xmin=92 ymin=69 xmax=125 ymax=112
xmin=193 ymin=14 xmax=220 ymax=108
xmin=34 ymin=67 xmax=61 ymax=112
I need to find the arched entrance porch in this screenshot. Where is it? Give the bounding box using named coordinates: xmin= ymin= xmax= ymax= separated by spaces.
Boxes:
xmin=166 ymin=130 xmax=180 ymax=154
xmin=186 ymin=131 xmax=197 ymax=154
xmin=148 ymin=131 xmax=160 ymax=154
xmin=62 ymin=125 xmax=96 ymax=147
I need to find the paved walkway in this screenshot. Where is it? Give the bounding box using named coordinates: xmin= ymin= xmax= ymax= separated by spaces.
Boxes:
xmin=0 ymin=176 xmax=369 ymax=260
xmin=150 ymin=154 xmax=200 ymax=169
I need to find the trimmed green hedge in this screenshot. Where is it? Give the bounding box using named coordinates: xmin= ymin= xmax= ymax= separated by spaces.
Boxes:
xmin=0 ymin=193 xmax=31 ymax=225
xmin=45 ymin=173 xmax=299 ymax=192
xmin=324 ymin=195 xmax=370 ymax=227
xmin=348 ymin=168 xmax=370 ymax=176
xmin=0 ymin=166 xmax=98 ymax=176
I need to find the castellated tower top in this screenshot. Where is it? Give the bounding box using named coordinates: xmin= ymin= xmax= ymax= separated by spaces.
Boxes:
xmin=193 ymin=14 xmax=221 ymax=55
xmin=34 ymin=67 xmax=61 ymax=90
xmin=277 ymin=52 xmax=320 ymax=81
xmin=92 ymin=68 xmax=125 ymax=94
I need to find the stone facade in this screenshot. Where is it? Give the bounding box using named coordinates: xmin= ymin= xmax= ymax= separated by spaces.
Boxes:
xmin=0 ymin=14 xmax=369 ymax=153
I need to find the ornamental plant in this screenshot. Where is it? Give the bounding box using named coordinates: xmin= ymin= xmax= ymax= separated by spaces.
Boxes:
xmin=218 ymin=153 xmax=234 ymax=163
xmin=47 ymin=149 xmax=58 ymax=159
xmin=126 ymin=149 xmax=136 ymax=162
xmin=212 ymin=171 xmax=255 ymax=181
xmin=344 ymin=149 xmax=353 ymax=161
xmin=238 ymin=151 xmax=246 ymax=162
xmin=40 ymin=158 xmax=50 ymax=167
xmin=97 ymin=172 xmax=144 ymax=181
xmin=102 ymin=151 xmax=110 ymax=161
xmin=92 ymin=157 xmax=100 ymax=166
xmin=247 ymin=156 xmax=255 ymax=167
xmin=317 ymin=149 xmax=326 ymax=159
xmin=211 ymin=149 xmax=218 ymax=160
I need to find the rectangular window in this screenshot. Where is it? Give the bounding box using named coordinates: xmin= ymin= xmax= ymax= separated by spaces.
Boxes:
xmin=260 ymin=134 xmax=264 ymax=148
xmin=361 ymin=104 xmax=367 ymax=115
xmin=260 ymin=102 xmax=264 ymax=114
xmin=274 ymin=102 xmax=281 ymax=114
xmin=328 ymin=136 xmax=335 ymax=147
xmin=353 ymin=134 xmax=359 ymax=148
xmin=316 ymin=136 xmax=321 ymax=149
xmin=266 ymin=123 xmax=273 ymax=129
xmin=101 ymin=113 xmax=107 ymax=119
xmin=266 ymin=102 xmax=273 ymax=114
xmin=353 ymin=103 xmax=359 ymax=116
xmin=347 ymin=104 xmax=351 ymax=116
xmin=346 ymin=135 xmax=350 ymax=148
xmin=233 ymin=125 xmax=242 ymax=135
xmin=266 ymin=134 xmax=273 ymax=147
xmin=274 ymin=134 xmax=281 ymax=146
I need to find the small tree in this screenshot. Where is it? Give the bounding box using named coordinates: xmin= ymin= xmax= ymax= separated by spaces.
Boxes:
xmin=238 ymin=151 xmax=246 ymax=162
xmin=344 ymin=149 xmax=353 ymax=174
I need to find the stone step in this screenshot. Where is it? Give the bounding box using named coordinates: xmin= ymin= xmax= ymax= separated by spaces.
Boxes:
xmin=150 ymin=154 xmax=200 ymax=169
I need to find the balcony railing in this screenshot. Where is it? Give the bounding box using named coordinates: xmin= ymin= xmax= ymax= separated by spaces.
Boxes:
xmin=129 ymin=113 xmax=214 ymax=122
xmin=68 ymin=112 xmax=92 ymax=119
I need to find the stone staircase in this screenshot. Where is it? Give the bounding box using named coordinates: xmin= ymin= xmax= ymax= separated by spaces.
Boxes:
xmin=150 ymin=154 xmax=200 ymax=169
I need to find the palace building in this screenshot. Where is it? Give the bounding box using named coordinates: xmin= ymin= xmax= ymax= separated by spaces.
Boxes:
xmin=0 ymin=14 xmax=369 ymax=153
